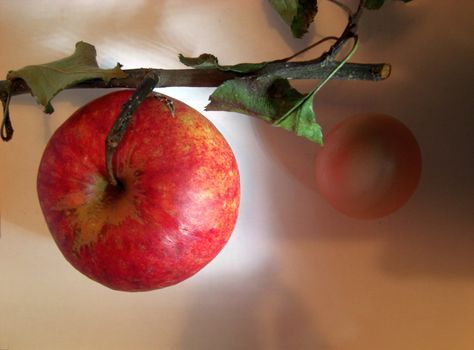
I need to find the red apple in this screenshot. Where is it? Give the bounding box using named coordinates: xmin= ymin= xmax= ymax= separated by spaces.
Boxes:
xmin=315 ymin=114 xmax=421 ymax=219
xmin=37 ymin=90 xmax=240 ymax=291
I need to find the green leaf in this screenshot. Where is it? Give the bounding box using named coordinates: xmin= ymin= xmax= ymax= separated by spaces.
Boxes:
xmin=269 ymin=0 xmax=298 ymax=25
xmin=273 ymin=91 xmax=322 ymax=144
xmin=179 ymin=39 xmax=332 ymax=74
xmin=206 ymin=76 xmax=301 ymax=121
xmin=179 ymin=53 xmax=268 ymax=74
xmin=178 ymin=53 xmax=219 ymax=69
xmin=6 ymin=41 xmax=128 ymax=113
xmin=364 ymin=0 xmax=386 ymax=9
xmin=269 ymin=0 xmax=318 ymax=38
xmin=206 ymin=75 xmax=323 ymax=144
xmin=364 ymin=0 xmax=413 ymax=10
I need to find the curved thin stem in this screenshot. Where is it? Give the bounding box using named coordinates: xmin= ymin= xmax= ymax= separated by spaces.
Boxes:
xmin=275 ymin=35 xmax=360 ymax=124
xmin=325 ymin=0 xmax=364 ymax=60
xmin=281 ymin=36 xmax=339 ymax=62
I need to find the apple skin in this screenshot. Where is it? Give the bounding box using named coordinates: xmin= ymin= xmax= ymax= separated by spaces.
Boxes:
xmin=37 ymin=90 xmax=240 ymax=291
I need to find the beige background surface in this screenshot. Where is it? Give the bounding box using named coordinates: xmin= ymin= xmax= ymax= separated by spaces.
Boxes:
xmin=1 ymin=1 xmax=473 ymax=349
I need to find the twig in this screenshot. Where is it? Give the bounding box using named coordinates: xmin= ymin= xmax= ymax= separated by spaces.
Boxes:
xmin=0 ymin=60 xmax=390 ymax=101
xmin=0 ymin=0 xmax=390 ymax=146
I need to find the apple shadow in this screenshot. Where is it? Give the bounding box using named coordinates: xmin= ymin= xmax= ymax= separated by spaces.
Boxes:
xmin=251 ymin=1 xmax=474 ymax=281
xmin=252 ymin=107 xmax=474 ymax=281
xmin=178 ymin=265 xmax=329 ymax=350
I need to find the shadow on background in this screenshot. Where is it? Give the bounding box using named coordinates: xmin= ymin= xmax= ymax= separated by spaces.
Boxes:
xmin=178 ymin=265 xmax=329 ymax=350
xmin=253 ymin=1 xmax=474 ymax=280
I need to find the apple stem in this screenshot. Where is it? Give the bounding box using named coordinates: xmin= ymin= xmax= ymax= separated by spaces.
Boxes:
xmin=105 ymin=71 xmax=159 ymax=187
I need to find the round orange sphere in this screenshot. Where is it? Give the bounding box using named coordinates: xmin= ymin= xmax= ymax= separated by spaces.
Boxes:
xmin=315 ymin=114 xmax=422 ymax=219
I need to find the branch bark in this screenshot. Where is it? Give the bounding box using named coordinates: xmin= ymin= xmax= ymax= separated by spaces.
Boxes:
xmin=0 ymin=60 xmax=390 ymax=100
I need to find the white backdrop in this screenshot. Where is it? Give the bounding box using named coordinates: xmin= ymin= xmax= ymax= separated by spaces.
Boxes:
xmin=1 ymin=1 xmax=473 ymax=349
